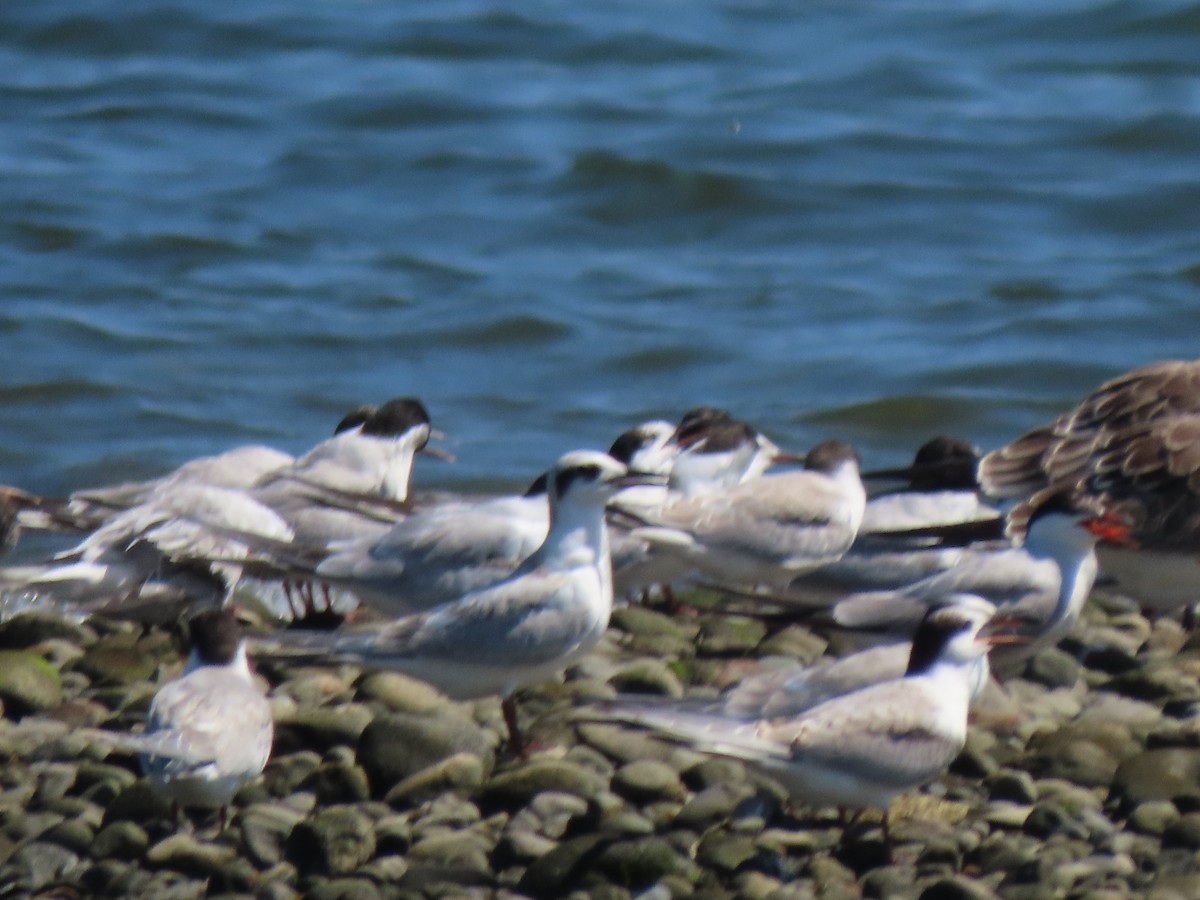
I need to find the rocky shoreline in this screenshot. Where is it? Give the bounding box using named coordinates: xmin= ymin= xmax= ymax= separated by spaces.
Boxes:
xmin=0 ymin=585 xmax=1196 ymax=899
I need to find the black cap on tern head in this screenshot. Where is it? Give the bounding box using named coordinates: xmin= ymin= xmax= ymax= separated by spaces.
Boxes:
xmin=905 ymin=604 xmax=975 ymax=675
xmin=908 ymin=436 xmax=982 ymax=490
xmin=334 ymin=405 xmax=378 ymax=435
xmin=360 ymin=398 xmax=431 ymax=438
xmin=609 ymin=423 xmax=667 ymax=466
xmin=674 ymin=408 xmax=758 ymax=454
xmin=552 ymin=463 xmax=607 ymax=499
xmin=803 ymin=440 xmax=860 ymax=473
xmin=187 ymin=608 xmax=242 ymax=666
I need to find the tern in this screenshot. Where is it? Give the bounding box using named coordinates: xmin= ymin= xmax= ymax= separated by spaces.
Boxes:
xmin=240 ymin=420 xmax=680 ymax=617
xmin=250 ymin=397 xmax=438 ymax=545
xmin=250 ymin=450 xmax=661 ymax=754
xmin=595 ymin=603 xmax=1010 ymax=830
xmin=0 ymin=482 xmax=294 ymax=621
xmin=979 ymin=360 xmax=1200 ymax=613
xmin=667 ymin=407 xmax=791 ymax=498
xmin=817 ymin=490 xmax=1127 ymax=672
xmin=628 ymin=440 xmax=866 ymax=591
xmin=785 ymin=437 xmax=998 ymax=602
xmin=80 ymin=609 xmax=273 ymax=825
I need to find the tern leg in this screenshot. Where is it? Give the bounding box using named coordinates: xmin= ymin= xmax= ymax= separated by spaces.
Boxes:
xmin=281 ymin=581 xmax=301 ymax=620
xmin=501 ymin=695 xmax=527 ymax=758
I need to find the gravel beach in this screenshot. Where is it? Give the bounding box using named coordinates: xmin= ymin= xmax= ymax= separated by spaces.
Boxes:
xmin=0 ymin=584 xmax=1195 ymax=900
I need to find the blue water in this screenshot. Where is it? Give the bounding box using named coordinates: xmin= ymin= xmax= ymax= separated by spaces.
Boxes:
xmin=1 ymin=0 xmax=1198 ymax=496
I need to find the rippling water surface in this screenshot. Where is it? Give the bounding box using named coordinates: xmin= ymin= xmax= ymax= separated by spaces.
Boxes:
xmin=2 ymin=0 xmax=1198 ymax=494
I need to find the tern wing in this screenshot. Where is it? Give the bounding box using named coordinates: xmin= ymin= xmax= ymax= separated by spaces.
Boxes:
xmin=762 ymin=679 xmax=964 ymax=787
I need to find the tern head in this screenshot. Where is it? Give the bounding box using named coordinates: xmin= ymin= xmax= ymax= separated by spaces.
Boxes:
xmin=548 ymin=450 xmax=663 ymax=508
xmin=803 ymin=440 xmax=861 ymax=476
xmin=1009 ymin=488 xmax=1127 ymax=560
xmin=333 ymin=404 xmax=378 ymax=435
xmin=185 ymin=609 xmax=244 ymax=668
xmin=608 ymin=420 xmax=678 ymax=476
xmin=360 ymin=398 xmax=431 ymax=442
xmin=862 ymin=436 xmax=982 ymax=491
xmin=906 ymin=601 xmax=994 ymax=675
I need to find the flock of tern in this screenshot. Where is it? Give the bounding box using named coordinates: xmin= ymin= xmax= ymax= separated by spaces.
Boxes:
xmin=3 ymin=359 xmax=1198 ymax=839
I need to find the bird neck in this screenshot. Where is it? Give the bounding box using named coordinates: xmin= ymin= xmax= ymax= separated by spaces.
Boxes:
xmin=380 ymin=441 xmax=417 ymax=502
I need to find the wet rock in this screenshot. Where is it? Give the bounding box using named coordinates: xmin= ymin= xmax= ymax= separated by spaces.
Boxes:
xmin=298 ymin=758 xmax=372 ymax=804
xmin=607 ymin=658 xmax=685 ymax=697
xmin=920 ymin=875 xmax=1001 ymax=899
xmin=596 ymin=835 xmax=689 ymax=887
xmin=0 ymin=650 xmax=62 ymax=714
xmin=755 ymin=626 xmax=827 ymax=664
xmin=72 ymin=643 xmax=160 ymax=685
xmin=985 ymin=770 xmax=1038 ymax=805
xmin=408 ymin=829 xmax=493 ymax=880
xmin=1111 ymin=748 xmax=1200 ymax=810
xmin=304 ymin=877 xmax=384 ymax=900
xmin=1162 ymin=812 xmax=1200 ymax=850
xmin=239 ymin=803 xmax=307 ymax=868
xmin=1128 ymin=800 xmax=1181 ymax=836
xmin=40 ymin=814 xmax=93 ymax=856
xmin=275 ymin=703 xmax=375 ymax=753
xmin=287 ymin=804 xmax=376 ymax=876
xmin=384 ymin=751 xmax=486 ymax=806
xmin=145 ymin=833 xmax=237 ymax=877
xmin=357 ymin=710 xmax=493 ymax=795
xmin=611 ymin=760 xmax=687 ymax=804
xmin=696 ymin=616 xmax=766 ymax=656
xmin=696 ymin=831 xmax=758 ymax=874
xmin=2 ymin=840 xmax=81 ymax=891
xmin=1108 ymin=662 xmax=1200 ymax=703
xmin=518 ymin=834 xmax=607 ymax=898
xmin=576 ymin=722 xmax=674 ymax=765
xmin=674 ymin=782 xmax=754 ymax=831
xmin=482 ymin=759 xmax=607 ymax=809
xmin=1024 ymin=647 xmax=1080 ymax=689
xmin=1027 ymin=722 xmax=1137 ymax=788
xmin=91 ymin=821 xmax=149 ymax=860
xmin=355 ymin=671 xmax=448 ymax=713
xmin=102 ymin=779 xmax=173 ymax=824
xmin=0 ymin=612 xmax=93 ymax=650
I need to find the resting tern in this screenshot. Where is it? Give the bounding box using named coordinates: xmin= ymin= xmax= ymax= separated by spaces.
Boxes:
xmin=250 ymin=450 xmax=662 ymax=754
xmin=0 ymin=482 xmax=294 ymax=621
xmin=979 ymin=360 xmax=1200 ymax=613
xmin=628 ymin=440 xmax=865 ymax=591
xmin=667 ymin=407 xmax=791 ymax=498
xmin=250 ymin=397 xmax=437 ymax=545
xmin=80 ymin=609 xmax=273 ymax=822
xmin=236 ymin=421 xmax=679 ymax=617
xmin=596 ymin=603 xmax=1009 ymax=825
xmin=785 ymin=437 xmax=997 ymax=602
xmin=819 ymin=490 xmax=1125 ymax=671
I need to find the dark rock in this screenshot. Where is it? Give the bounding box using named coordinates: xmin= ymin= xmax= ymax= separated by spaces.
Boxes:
xmin=1111 ymin=748 xmax=1200 ymax=811
xmin=481 ymin=759 xmax=606 ymax=809
xmin=1163 ymin=812 xmax=1200 ymax=850
xmin=384 ymin=752 xmax=485 ymax=806
xmin=298 ymin=760 xmax=372 ymax=805
xmin=0 ymin=650 xmax=62 ymax=714
xmin=596 ymin=835 xmax=687 ymax=887
xmin=286 ymin=804 xmax=376 ymax=876
xmin=357 ymin=711 xmax=493 ymax=796
xmin=518 ymin=834 xmax=607 ymax=899
xmin=91 ymin=821 xmax=148 ymax=860
xmin=611 ymin=760 xmax=687 ymax=803
xmin=275 ymin=703 xmax=374 ymax=753
xmin=1024 ymin=647 xmax=1080 ymax=689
